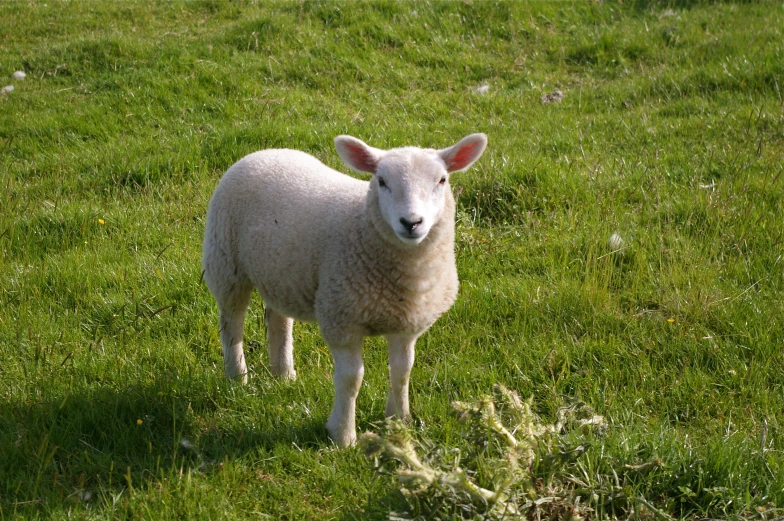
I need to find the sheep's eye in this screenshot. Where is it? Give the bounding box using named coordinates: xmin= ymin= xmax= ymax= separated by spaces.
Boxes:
xmin=378 ymin=178 xmax=387 ymax=188
xmin=439 ymin=176 xmax=447 ymax=185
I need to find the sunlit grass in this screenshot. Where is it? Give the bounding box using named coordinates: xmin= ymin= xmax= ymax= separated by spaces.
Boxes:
xmin=1 ymin=1 xmax=782 ymax=519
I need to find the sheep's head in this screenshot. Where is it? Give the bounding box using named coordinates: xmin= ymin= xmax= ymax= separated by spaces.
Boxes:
xmin=335 ymin=133 xmax=487 ymax=245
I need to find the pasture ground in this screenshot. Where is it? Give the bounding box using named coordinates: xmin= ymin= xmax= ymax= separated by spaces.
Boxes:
xmin=1 ymin=1 xmax=782 ymax=519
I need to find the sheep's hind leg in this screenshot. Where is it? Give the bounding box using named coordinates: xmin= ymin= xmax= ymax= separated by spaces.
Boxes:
xmin=326 ymin=340 xmax=364 ymax=447
xmin=265 ymin=307 xmax=296 ymax=380
xmin=385 ymin=334 xmax=417 ymax=420
xmin=216 ymin=282 xmax=253 ymax=384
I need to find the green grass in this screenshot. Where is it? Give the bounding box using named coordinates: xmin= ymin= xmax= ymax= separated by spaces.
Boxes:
xmin=1 ymin=0 xmax=783 ymax=519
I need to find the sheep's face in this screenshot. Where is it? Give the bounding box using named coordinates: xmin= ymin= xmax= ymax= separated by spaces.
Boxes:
xmin=374 ymin=151 xmax=449 ymax=245
xmin=334 ymin=133 xmax=488 ymax=246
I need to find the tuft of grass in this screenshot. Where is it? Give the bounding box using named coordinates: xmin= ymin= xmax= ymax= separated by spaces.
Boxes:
xmin=361 ymin=386 xmax=605 ymax=520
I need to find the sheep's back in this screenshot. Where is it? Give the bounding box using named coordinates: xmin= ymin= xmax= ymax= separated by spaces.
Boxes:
xmin=212 ymin=149 xmax=367 ymax=320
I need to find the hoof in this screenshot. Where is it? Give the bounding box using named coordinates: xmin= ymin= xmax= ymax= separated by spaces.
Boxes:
xmin=272 ymin=368 xmax=297 ymax=381
xmin=228 ymin=372 xmax=248 ymax=385
xmin=226 ymin=369 xmax=248 ymax=385
xmin=326 ymin=422 xmax=356 ymax=448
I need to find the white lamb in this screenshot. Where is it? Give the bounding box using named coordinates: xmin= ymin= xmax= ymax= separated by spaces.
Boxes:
xmin=202 ymin=133 xmax=488 ymax=447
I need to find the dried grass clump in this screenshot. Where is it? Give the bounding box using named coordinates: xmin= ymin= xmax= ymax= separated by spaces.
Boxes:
xmin=360 ymin=385 xmax=604 ymax=520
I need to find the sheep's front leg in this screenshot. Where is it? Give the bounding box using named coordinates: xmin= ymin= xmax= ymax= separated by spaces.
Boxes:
xmin=384 ymin=334 xmax=418 ymax=420
xmin=326 ymin=341 xmax=364 ymax=447
xmin=265 ymin=307 xmax=296 ymax=380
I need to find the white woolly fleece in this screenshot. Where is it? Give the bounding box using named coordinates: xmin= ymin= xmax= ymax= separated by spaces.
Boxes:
xmin=202 ymin=134 xmax=487 ymax=447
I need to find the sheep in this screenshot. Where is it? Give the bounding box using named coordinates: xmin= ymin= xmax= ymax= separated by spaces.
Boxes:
xmin=201 ymin=133 xmax=488 ymax=447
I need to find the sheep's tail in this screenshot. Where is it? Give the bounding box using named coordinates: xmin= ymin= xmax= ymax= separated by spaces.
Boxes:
xmin=201 ymin=192 xmax=242 ymax=295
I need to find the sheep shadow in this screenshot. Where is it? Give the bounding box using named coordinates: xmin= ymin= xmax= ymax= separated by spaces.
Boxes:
xmin=0 ymin=378 xmax=329 ymax=516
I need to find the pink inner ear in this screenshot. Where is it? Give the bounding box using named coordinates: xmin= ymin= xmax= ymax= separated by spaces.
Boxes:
xmin=447 ymin=143 xmax=477 ymax=171
xmin=345 ymin=143 xmax=377 ymax=172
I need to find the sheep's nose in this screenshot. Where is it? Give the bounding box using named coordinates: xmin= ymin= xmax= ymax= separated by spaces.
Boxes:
xmin=399 ymin=217 xmax=423 ymax=233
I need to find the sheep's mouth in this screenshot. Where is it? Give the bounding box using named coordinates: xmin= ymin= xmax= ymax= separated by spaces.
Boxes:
xmin=396 ymin=230 xmax=427 ymax=245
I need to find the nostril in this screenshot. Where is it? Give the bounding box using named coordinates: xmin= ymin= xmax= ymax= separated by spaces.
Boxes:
xmin=399 ymin=217 xmax=423 ymax=233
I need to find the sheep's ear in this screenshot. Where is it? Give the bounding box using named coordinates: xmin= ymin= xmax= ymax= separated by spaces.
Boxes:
xmin=437 ymin=133 xmax=488 ymax=173
xmin=334 ymin=135 xmax=384 ymax=174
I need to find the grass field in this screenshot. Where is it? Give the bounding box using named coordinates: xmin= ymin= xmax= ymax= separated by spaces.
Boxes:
xmin=1 ymin=0 xmax=783 ymax=519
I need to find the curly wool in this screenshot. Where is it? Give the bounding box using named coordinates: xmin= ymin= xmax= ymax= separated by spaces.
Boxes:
xmin=202 ymin=134 xmax=487 ymax=447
